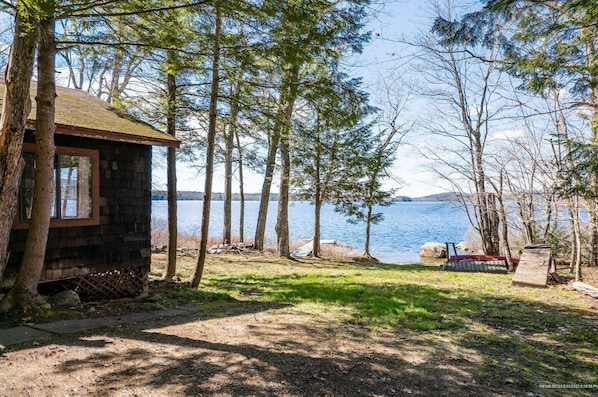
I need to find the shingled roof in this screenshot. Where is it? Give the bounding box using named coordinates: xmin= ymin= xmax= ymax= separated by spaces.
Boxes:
xmin=0 ymin=82 xmax=179 ymax=147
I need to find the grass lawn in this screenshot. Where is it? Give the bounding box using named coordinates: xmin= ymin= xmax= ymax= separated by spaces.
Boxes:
xmin=2 ymin=253 xmax=596 ymax=396
xmin=152 ymin=253 xmax=598 ymax=395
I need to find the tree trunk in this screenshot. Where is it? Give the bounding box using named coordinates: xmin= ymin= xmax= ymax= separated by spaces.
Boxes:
xmin=455 ymin=56 xmax=497 ymax=256
xmin=255 ymin=64 xmax=300 ymax=253
xmin=496 ymin=174 xmax=514 ymax=269
xmin=1 ymin=14 xmax=55 ymax=312
xmin=107 ymin=47 xmax=123 ymax=104
xmin=225 ymin=69 xmax=244 ymax=245
xmin=235 ymin=129 xmax=245 ymax=243
xmin=587 ymin=33 xmax=598 ymax=267
xmin=254 ymin=132 xmax=280 ymax=251
xmin=589 ymin=206 xmax=598 ymax=267
xmin=190 ymin=6 xmax=221 ymax=288
xmin=569 ymin=202 xmax=583 ymax=279
xmin=552 ymin=86 xmax=583 ymax=275
xmin=275 ymin=65 xmax=300 ymax=258
xmin=223 ymin=123 xmax=233 ymax=244
xmin=541 ymin=189 xmax=554 ymax=243
xmin=517 ymin=194 xmax=535 ymax=245
xmin=364 ymin=202 xmax=373 ymax=258
xmin=554 ymin=86 xmax=585 ymax=277
xmin=0 ymin=8 xmax=38 ymax=286
xmin=276 ymin=135 xmax=291 ymax=258
xmin=164 ymin=54 xmax=178 ymax=280
xmin=488 ymin=193 xmax=500 ymax=255
xmin=311 ymin=130 xmax=322 ymax=258
xmin=477 ymin=181 xmax=495 ymax=256
xmin=312 ymin=193 xmax=321 ymax=258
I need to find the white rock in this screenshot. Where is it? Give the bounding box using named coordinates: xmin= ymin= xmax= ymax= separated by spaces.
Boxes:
xmin=419 ymin=242 xmax=447 ymax=258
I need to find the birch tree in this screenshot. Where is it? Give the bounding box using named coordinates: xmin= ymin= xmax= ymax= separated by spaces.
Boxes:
xmin=416 ymin=0 xmax=507 ymax=255
xmin=443 ymin=0 xmax=598 ymax=273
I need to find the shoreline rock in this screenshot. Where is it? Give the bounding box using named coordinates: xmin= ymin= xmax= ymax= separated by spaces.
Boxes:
xmin=419 ymin=242 xmax=447 ymax=259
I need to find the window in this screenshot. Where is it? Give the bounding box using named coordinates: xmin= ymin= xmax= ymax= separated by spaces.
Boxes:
xmin=15 ymin=144 xmax=99 ymax=228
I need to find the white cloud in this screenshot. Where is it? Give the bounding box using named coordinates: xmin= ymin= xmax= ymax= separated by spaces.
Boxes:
xmin=489 ymin=128 xmax=525 ymax=142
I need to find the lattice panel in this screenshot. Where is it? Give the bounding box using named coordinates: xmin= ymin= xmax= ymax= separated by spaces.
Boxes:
xmin=76 ymin=266 xmax=147 ymax=299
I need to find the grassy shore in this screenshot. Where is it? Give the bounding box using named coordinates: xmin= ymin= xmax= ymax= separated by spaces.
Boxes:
xmin=149 ymin=253 xmax=598 ymax=396
xmin=1 ymin=252 xmax=596 ymax=395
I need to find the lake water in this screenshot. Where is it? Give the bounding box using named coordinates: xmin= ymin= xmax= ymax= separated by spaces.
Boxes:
xmin=151 ymin=200 xmax=470 ymax=263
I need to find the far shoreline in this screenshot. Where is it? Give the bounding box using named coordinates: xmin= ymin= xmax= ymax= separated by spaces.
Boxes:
xmin=151 ymin=190 xmax=459 ymax=203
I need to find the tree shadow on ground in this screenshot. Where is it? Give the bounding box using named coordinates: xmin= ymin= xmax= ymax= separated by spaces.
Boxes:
xmin=201 ymin=269 xmax=598 ymax=396
xmin=45 ymin=273 xmax=598 ymax=397
xmin=55 ymin=318 xmax=503 ymax=396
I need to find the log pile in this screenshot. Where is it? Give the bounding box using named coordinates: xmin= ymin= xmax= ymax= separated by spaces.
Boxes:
xmin=572 ymin=281 xmax=598 ymax=299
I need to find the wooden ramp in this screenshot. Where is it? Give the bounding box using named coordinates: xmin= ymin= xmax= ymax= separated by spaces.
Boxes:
xmin=512 ymin=244 xmax=552 ymax=288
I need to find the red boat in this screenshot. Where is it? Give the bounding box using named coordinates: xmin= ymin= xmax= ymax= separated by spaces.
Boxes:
xmin=449 ymin=254 xmax=519 ymax=264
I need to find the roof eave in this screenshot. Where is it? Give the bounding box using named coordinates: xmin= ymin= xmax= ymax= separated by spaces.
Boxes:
xmin=26 ymin=120 xmax=181 ymax=148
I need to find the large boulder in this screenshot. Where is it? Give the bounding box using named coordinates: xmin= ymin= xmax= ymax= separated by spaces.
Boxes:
xmin=420 ymin=242 xmax=447 ymax=259
xmin=49 ymin=290 xmax=81 ymax=307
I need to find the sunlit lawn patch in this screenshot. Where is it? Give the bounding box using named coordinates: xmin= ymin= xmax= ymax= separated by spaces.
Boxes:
xmin=147 ymin=253 xmax=598 ymax=395
xmin=184 ymin=255 xmax=597 ymax=395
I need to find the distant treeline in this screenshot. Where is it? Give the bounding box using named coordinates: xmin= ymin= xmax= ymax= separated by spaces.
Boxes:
xmin=151 ymin=191 xmax=277 ymax=201
xmin=151 ymin=190 xmax=460 ymax=202
xmin=408 ymin=192 xmax=460 ymax=202
xmin=387 ymin=192 xmax=459 ymax=202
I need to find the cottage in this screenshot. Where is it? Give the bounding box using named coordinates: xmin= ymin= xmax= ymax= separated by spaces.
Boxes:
xmin=1 ymin=83 xmax=179 ymax=299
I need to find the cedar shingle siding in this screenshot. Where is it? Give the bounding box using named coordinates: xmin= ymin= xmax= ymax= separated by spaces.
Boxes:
xmin=1 ymin=83 xmax=178 ymax=297
xmin=6 ymin=134 xmax=152 ymax=285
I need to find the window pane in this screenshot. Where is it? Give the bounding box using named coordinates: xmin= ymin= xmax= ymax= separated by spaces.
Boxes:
xmin=59 ymin=154 xmax=92 ymax=219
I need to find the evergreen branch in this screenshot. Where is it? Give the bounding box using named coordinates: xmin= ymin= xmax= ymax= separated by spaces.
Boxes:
xmin=62 ymin=0 xmax=211 ymax=19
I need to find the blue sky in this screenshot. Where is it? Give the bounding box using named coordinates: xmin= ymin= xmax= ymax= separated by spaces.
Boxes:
xmin=0 ymin=1 xmax=445 ymax=197
xmin=160 ymin=0 xmax=450 ymax=198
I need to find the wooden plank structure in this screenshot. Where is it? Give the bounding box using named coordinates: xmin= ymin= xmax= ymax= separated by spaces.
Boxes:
xmin=442 ymin=259 xmax=509 ymax=273
xmin=2 ymin=83 xmax=179 ymax=299
xmin=512 ymin=244 xmax=552 ymax=288
xmin=441 ymin=242 xmax=509 ymax=273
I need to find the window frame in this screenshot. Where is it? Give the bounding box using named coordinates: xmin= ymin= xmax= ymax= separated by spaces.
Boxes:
xmin=13 ymin=143 xmax=100 ymax=229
